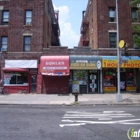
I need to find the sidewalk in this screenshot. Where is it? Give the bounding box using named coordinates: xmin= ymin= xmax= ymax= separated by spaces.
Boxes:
xmin=0 ymin=93 xmax=140 ymax=105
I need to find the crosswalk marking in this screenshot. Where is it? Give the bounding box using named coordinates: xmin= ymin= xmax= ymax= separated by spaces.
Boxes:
xmin=59 ymin=111 xmax=140 ymax=127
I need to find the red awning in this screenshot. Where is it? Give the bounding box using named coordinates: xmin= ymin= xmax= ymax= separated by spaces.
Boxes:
xmin=3 ymin=68 xmax=29 ymax=72
xmin=39 ymin=56 xmax=70 ymax=76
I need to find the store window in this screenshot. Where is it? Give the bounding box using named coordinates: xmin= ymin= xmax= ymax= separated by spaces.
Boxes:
xmin=103 ymin=70 xmax=116 ymax=87
xmin=4 ymin=72 xmax=28 ymax=85
xmin=73 ymin=70 xmax=88 ymax=82
xmin=126 ymin=69 xmax=136 ymax=86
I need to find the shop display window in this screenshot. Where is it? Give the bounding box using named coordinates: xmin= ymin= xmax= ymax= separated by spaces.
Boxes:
xmin=73 ymin=70 xmax=88 ymax=85
xmin=126 ymin=69 xmax=136 ymax=86
xmin=4 ymin=72 xmax=28 ymax=85
xmin=103 ymin=70 xmax=116 ymax=87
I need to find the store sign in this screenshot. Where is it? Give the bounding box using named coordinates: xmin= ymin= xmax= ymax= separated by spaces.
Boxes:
xmin=104 ymin=87 xmax=116 ymax=92
xmin=40 ymin=56 xmax=70 ymax=76
xmin=126 ymin=86 xmax=136 ymax=92
xmin=103 ymin=60 xmax=140 ymax=68
xmin=70 ymin=55 xmax=102 ymax=70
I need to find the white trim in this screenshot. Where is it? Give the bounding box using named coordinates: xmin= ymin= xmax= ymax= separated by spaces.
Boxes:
xmin=108 ymin=22 xmax=117 ymax=24
xmin=108 ymin=30 xmax=117 ymax=32
xmin=23 ymin=33 xmax=33 ymax=36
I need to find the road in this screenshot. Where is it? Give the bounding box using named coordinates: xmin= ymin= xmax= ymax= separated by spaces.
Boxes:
xmin=0 ymin=105 xmax=140 ymax=140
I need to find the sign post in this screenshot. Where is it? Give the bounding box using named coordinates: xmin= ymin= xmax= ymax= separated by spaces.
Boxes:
xmin=116 ymin=0 xmax=122 ymax=102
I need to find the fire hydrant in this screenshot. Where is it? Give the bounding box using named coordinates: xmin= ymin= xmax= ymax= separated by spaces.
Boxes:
xmin=73 ymin=90 xmax=79 ymax=102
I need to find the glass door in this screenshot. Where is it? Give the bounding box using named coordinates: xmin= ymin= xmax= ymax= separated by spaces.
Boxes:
xmin=120 ymin=72 xmax=126 ymax=91
xmin=88 ymin=71 xmax=98 ymax=93
xmin=31 ymin=75 xmax=37 ymax=93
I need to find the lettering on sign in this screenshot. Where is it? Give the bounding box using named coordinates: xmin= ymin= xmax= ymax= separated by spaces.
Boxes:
xmin=104 ymin=87 xmax=116 ymax=92
xmin=103 ymin=60 xmax=140 ymax=68
xmin=45 ymin=62 xmax=65 ymax=65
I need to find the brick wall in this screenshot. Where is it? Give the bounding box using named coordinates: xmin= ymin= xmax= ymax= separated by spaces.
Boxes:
xmin=79 ymin=0 xmax=137 ymax=54
xmin=0 ymin=0 xmax=55 ymax=53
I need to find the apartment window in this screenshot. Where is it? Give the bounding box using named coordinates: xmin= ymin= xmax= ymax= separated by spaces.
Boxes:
xmin=2 ymin=10 xmax=9 ymax=25
xmin=109 ymin=33 xmax=116 ymax=48
xmin=109 ymin=8 xmax=116 ymax=22
xmin=131 ymin=8 xmax=139 ymax=22
xmin=25 ymin=10 xmax=32 ymax=25
xmin=1 ymin=36 xmax=8 ymax=50
xmin=23 ymin=36 xmax=31 ymax=51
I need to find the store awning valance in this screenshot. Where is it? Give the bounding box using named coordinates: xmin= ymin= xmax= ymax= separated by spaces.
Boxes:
xmin=3 ymin=68 xmax=29 ymax=72
xmin=5 ymin=60 xmax=37 ymax=68
xmin=39 ymin=56 xmax=70 ymax=76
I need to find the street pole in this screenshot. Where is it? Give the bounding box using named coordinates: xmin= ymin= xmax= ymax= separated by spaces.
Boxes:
xmin=116 ymin=0 xmax=122 ymax=102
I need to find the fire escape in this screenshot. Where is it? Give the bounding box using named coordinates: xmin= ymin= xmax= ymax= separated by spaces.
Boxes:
xmin=80 ymin=11 xmax=89 ymax=46
xmin=51 ymin=10 xmax=60 ymax=46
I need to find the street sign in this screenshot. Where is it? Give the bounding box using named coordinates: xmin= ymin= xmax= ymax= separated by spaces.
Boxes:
xmin=119 ymin=40 xmax=125 ymax=48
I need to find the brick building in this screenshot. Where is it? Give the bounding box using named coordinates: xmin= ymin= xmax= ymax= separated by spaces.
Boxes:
xmin=1 ymin=0 xmax=140 ymax=94
xmin=0 ymin=0 xmax=60 ymax=94
xmin=78 ymin=0 xmax=140 ymax=93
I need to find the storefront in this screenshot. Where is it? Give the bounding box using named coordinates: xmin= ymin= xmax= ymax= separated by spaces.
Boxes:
xmin=39 ymin=56 xmax=70 ymax=94
xmin=70 ymin=55 xmax=102 ymax=94
xmin=3 ymin=60 xmax=37 ymax=93
xmin=102 ymin=56 xmax=140 ymax=93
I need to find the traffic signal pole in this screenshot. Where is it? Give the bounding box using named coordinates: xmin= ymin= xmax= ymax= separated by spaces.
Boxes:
xmin=116 ymin=0 xmax=122 ymax=102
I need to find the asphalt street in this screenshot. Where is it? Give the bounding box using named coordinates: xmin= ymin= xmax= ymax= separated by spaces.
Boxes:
xmin=0 ymin=105 xmax=140 ymax=140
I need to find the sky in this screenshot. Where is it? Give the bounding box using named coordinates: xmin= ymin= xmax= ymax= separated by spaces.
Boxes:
xmin=52 ymin=0 xmax=88 ymax=48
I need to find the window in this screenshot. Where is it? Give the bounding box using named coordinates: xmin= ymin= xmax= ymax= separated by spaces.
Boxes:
xmin=109 ymin=33 xmax=116 ymax=48
xmin=1 ymin=36 xmax=8 ymax=50
xmin=126 ymin=69 xmax=136 ymax=87
xmin=2 ymin=10 xmax=9 ymax=25
xmin=109 ymin=8 xmax=116 ymax=22
xmin=25 ymin=10 xmax=32 ymax=25
xmin=132 ymin=33 xmax=140 ymax=48
xmin=4 ymin=72 xmax=28 ymax=85
xmin=131 ymin=8 xmax=139 ymax=22
xmin=23 ymin=36 xmax=31 ymax=51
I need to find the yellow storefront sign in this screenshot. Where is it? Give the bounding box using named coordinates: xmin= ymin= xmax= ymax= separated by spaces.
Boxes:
xmin=104 ymin=86 xmax=116 ymax=92
xmin=126 ymin=86 xmax=136 ymax=92
xmin=103 ymin=60 xmax=140 ymax=68
xmin=70 ymin=62 xmax=97 ymax=69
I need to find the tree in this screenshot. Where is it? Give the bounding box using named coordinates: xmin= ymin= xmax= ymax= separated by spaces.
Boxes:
xmin=131 ymin=0 xmax=140 ymax=48
xmin=131 ymin=0 xmax=140 ymax=5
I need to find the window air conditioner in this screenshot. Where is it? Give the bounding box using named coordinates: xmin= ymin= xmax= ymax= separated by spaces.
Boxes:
xmin=1 ymin=48 xmax=7 ymax=52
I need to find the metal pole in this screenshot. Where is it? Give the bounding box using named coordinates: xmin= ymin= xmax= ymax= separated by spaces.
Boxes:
xmin=116 ymin=0 xmax=122 ymax=101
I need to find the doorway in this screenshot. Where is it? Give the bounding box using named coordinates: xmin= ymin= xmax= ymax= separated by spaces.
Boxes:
xmin=120 ymin=72 xmax=126 ymax=91
xmin=88 ymin=72 xmax=98 ymax=93
xmin=31 ymin=75 xmax=37 ymax=93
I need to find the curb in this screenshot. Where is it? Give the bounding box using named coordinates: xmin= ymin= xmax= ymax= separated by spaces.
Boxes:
xmin=0 ymin=102 xmax=140 ymax=106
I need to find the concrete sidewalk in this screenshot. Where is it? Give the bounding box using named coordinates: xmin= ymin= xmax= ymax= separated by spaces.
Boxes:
xmin=0 ymin=93 xmax=140 ymax=105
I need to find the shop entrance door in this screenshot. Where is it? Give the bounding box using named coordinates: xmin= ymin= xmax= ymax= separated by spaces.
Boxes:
xmin=120 ymin=72 xmax=126 ymax=91
xmin=88 ymin=72 xmax=98 ymax=93
xmin=31 ymin=75 xmax=37 ymax=93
